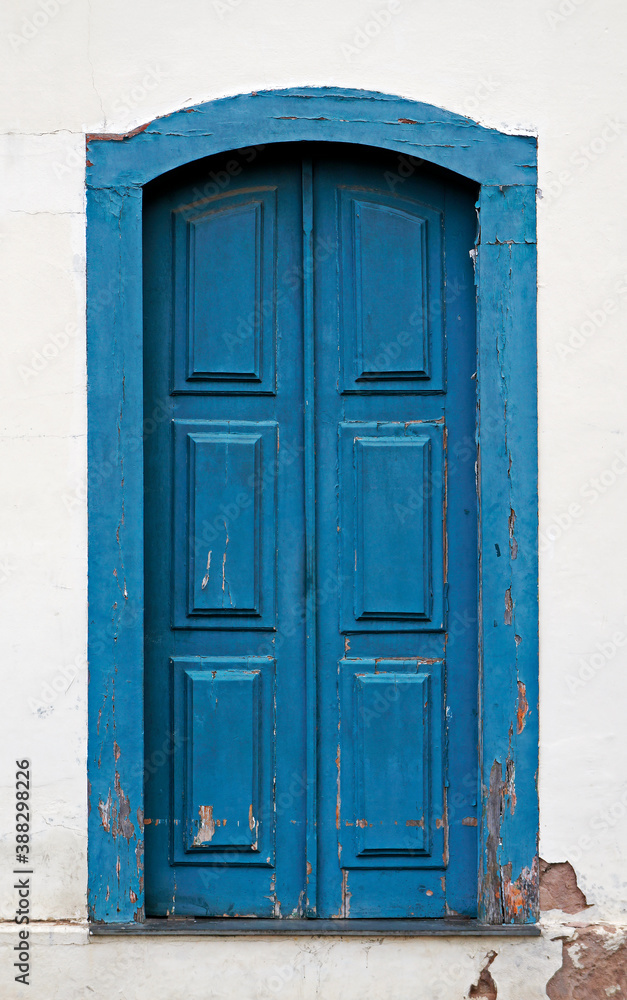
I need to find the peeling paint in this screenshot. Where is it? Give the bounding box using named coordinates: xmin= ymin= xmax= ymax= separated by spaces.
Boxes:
xmin=501 ymin=857 xmax=538 ymax=920
xmin=201 ymin=550 xmax=212 ymax=589
xmin=193 ymin=805 xmax=215 ymax=845
xmin=114 ymin=771 xmax=135 ymax=841
xmin=341 ymin=869 xmax=351 ymax=917
xmin=508 ymin=507 xmax=517 ymax=559
xmin=86 ymin=86 xmax=539 ymax=926
xmin=481 ymin=759 xmax=537 ymax=922
xmin=504 ymin=586 xmax=513 ymax=625
xmin=516 ymin=680 xmax=529 ymax=734
xmin=98 ymin=789 xmax=113 ymax=834
xmin=87 ymin=121 xmax=151 ymax=143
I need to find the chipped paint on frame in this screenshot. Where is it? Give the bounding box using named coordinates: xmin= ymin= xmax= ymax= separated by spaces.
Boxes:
xmin=86 ymin=87 xmax=538 ymax=924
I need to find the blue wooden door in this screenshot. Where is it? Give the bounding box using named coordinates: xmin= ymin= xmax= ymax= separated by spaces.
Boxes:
xmin=143 ymin=145 xmax=478 ymax=919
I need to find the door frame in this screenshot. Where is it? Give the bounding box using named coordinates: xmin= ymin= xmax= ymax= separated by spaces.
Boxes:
xmin=86 ymin=87 xmax=538 ymax=926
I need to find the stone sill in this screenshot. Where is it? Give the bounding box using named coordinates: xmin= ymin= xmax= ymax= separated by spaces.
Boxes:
xmin=90 ymin=918 xmax=541 ymax=937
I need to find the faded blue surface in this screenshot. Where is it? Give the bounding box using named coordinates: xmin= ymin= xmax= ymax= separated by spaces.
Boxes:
xmin=87 ymin=88 xmax=538 ymax=925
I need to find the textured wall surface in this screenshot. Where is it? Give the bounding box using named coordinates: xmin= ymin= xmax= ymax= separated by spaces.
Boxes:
xmin=1 ymin=0 xmax=626 ymax=994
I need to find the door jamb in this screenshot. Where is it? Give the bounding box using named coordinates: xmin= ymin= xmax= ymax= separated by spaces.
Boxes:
xmin=86 ymin=87 xmax=538 ymax=926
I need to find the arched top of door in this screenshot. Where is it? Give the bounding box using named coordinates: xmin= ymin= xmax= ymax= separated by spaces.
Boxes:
xmin=86 ymin=87 xmax=537 ymax=190
xmin=86 ymin=84 xmax=539 ymax=928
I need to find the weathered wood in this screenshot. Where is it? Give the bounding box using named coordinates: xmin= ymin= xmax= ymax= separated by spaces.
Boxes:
xmin=87 ymin=185 xmax=145 ymax=922
xmin=86 ymin=89 xmax=538 ymax=926
xmin=476 ymin=186 xmax=538 ymax=923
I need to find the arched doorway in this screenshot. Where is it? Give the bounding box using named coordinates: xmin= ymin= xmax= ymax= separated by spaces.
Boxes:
xmin=86 ymin=89 xmax=538 ymax=928
xmin=142 ymin=143 xmax=478 ymax=918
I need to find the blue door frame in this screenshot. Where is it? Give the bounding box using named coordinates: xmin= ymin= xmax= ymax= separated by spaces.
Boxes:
xmin=86 ymin=88 xmax=538 ymax=926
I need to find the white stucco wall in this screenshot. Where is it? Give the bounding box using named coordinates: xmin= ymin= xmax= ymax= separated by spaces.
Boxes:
xmin=1 ymin=0 xmax=626 ymax=995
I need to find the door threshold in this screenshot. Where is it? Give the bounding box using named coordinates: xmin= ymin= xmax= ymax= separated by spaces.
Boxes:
xmin=90 ymin=917 xmax=541 ymax=937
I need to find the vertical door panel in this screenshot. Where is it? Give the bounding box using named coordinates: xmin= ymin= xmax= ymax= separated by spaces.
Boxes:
xmin=339 ymin=658 xmax=445 ymax=867
xmin=314 ymin=150 xmax=478 ymax=918
xmin=171 ymin=656 xmax=275 ymax=865
xmin=339 ymin=421 xmax=444 ymax=630
xmin=172 ymin=189 xmax=277 ymax=392
xmin=144 ymin=145 xmax=478 ymax=921
xmin=339 ymin=188 xmax=444 ymax=393
xmin=172 ymin=420 xmax=277 ymax=627
xmin=143 ymin=150 xmax=307 ymax=917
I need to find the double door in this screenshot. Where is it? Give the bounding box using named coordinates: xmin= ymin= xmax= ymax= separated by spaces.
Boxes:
xmin=143 ymin=144 xmax=478 ymax=918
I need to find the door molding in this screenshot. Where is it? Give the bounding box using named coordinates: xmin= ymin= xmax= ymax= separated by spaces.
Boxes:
xmin=86 ymin=88 xmax=538 ymax=926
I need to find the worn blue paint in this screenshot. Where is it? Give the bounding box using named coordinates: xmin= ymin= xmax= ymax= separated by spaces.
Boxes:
xmin=142 ymin=151 xmax=305 ymax=918
xmin=171 ymin=657 xmax=274 ymax=865
xmin=339 ymin=422 xmax=444 ymax=630
xmin=301 ymin=158 xmax=318 ymax=917
xmin=171 ymin=188 xmax=277 ymax=392
xmin=143 ymin=147 xmax=476 ymax=919
xmin=87 ymin=88 xmax=538 ymax=926
xmin=313 ymin=151 xmax=478 ymax=918
xmin=172 ymin=420 xmax=277 ymax=627
xmin=339 ymin=659 xmax=444 ymax=867
xmin=87 ymin=184 xmax=144 ymax=922
xmin=476 ymin=188 xmax=539 ymax=922
xmin=86 ymin=89 xmax=536 ymax=190
xmin=339 ymin=189 xmax=444 ymax=393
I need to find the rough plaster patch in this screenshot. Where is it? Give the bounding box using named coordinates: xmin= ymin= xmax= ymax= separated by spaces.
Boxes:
xmin=547 ymin=925 xmax=627 ymax=1000
xmin=540 ymin=859 xmax=590 ymax=914
xmin=468 ymin=950 xmax=497 ymax=998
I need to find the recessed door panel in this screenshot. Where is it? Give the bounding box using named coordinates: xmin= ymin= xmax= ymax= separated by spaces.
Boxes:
xmin=338 ymin=659 xmax=445 ymax=869
xmin=339 ymin=421 xmax=444 ymax=631
xmin=339 ymin=189 xmax=444 ymax=393
xmin=171 ymin=657 xmax=274 ymax=867
xmin=172 ymin=189 xmax=277 ymax=393
xmin=143 ymin=145 xmax=478 ymax=921
xmin=172 ymin=420 xmax=277 ymax=629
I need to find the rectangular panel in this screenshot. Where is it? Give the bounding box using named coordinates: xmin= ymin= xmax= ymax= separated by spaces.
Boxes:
xmin=172 ymin=189 xmax=277 ymax=393
xmin=173 ymin=420 xmax=277 ymax=629
xmin=172 ymin=657 xmax=275 ymax=867
xmin=339 ymin=422 xmax=444 ymax=632
xmin=339 ymin=659 xmax=445 ymax=870
xmin=355 ymin=673 xmax=429 ymax=854
xmin=339 ymin=190 xmax=444 ymax=393
xmin=189 ymin=433 xmax=259 ymax=614
xmin=356 ymin=437 xmax=429 ymax=619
